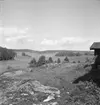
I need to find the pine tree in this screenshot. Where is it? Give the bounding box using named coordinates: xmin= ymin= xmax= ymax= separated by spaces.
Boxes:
xmin=37 ymin=55 xmax=46 ymax=66
xmin=29 ymin=58 xmax=37 ymax=67
xmin=48 ymin=57 xmax=53 ymax=63
xmin=64 ymin=56 xmax=69 ymax=62
xmin=57 ymin=58 xmax=61 ymax=63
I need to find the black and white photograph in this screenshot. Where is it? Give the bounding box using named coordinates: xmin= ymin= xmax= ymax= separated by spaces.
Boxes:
xmin=0 ymin=0 xmax=100 ymax=104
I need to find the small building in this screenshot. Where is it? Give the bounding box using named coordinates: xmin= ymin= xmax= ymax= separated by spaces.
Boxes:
xmin=90 ymin=42 xmax=100 ymax=56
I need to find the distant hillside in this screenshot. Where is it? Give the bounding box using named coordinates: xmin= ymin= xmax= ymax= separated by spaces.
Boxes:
xmin=13 ymin=49 xmax=39 ymax=53
xmin=11 ymin=48 xmax=93 ymax=55
xmin=12 ymin=49 xmax=59 ymax=54
xmin=55 ymin=51 xmax=93 ymax=57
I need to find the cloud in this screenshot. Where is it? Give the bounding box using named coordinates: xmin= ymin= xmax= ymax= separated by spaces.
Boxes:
xmin=0 ymin=26 xmax=33 ymax=42
xmin=40 ymin=37 xmax=91 ymax=50
xmin=5 ymin=35 xmax=28 ymax=42
xmin=41 ymin=39 xmax=58 ymax=45
xmin=60 ymin=37 xmax=87 ymax=44
xmin=41 ymin=37 xmax=86 ymax=46
xmin=27 ymin=39 xmax=34 ymax=42
xmin=60 ymin=37 xmax=91 ymax=50
xmin=1 ymin=27 xmax=28 ymax=36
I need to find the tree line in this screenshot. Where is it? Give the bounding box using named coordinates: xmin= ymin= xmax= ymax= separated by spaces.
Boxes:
xmin=55 ymin=51 xmax=81 ymax=57
xmin=29 ymin=55 xmax=69 ymax=67
xmin=0 ymin=47 xmax=16 ymax=61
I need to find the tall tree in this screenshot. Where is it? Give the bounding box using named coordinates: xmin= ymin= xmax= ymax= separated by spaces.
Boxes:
xmin=37 ymin=55 xmax=46 ymax=66
xmin=29 ymin=58 xmax=37 ymax=67
xmin=64 ymin=56 xmax=69 ymax=62
xmin=0 ymin=47 xmax=16 ymax=61
xmin=57 ymin=58 xmax=61 ymax=63
xmin=48 ymin=57 xmax=53 ymax=63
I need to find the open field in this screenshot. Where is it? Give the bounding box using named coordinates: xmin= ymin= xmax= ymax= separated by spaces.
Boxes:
xmin=1 ymin=50 xmax=100 ymax=105
xmin=0 ymin=50 xmax=93 ymax=72
xmin=0 ymin=50 xmax=93 ymax=86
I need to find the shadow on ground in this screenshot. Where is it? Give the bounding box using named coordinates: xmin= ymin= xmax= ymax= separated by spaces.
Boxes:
xmin=73 ymin=63 xmax=100 ymax=87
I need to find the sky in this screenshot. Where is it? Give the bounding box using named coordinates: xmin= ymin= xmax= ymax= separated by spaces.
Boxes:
xmin=0 ymin=0 xmax=100 ymax=51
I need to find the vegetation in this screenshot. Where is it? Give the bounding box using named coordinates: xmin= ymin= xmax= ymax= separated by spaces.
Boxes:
xmin=64 ymin=56 xmax=69 ymax=62
xmin=84 ymin=52 xmax=93 ymax=56
xmin=29 ymin=57 xmax=37 ymax=67
xmin=22 ymin=52 xmax=31 ymax=57
xmin=55 ymin=51 xmax=83 ymax=57
xmin=0 ymin=48 xmax=99 ymax=105
xmin=37 ymin=55 xmax=46 ymax=67
xmin=47 ymin=57 xmax=53 ymax=63
xmin=22 ymin=52 xmax=26 ymax=56
xmin=57 ymin=58 xmax=61 ymax=63
xmin=85 ymin=57 xmax=90 ymax=63
xmin=78 ymin=60 xmax=80 ymax=63
xmin=58 ymin=81 xmax=100 ymax=105
xmin=75 ymin=52 xmax=81 ymax=56
xmin=55 ymin=51 xmax=76 ymax=57
xmin=29 ymin=56 xmax=47 ymax=67
xmin=73 ymin=61 xmax=76 ymax=63
xmin=29 ymin=56 xmax=55 ymax=68
xmin=0 ymin=47 xmax=16 ymax=61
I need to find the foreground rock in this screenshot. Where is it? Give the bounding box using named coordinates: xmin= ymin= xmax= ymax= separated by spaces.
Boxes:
xmin=0 ymin=70 xmax=60 ymax=105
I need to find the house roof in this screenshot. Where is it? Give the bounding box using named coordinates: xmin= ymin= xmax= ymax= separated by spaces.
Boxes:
xmin=90 ymin=42 xmax=100 ymax=50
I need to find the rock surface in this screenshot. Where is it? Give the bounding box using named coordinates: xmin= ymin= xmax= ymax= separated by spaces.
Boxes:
xmin=0 ymin=70 xmax=60 ymax=105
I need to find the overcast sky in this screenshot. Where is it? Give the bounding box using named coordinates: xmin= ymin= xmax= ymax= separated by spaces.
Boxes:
xmin=0 ymin=0 xmax=100 ymax=50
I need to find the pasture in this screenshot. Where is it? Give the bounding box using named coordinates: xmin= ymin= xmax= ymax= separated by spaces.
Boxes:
xmin=0 ymin=50 xmax=93 ymax=87
xmin=0 ymin=50 xmax=96 ymax=105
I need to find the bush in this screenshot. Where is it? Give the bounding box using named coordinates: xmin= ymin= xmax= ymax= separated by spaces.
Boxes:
xmin=7 ymin=66 xmax=13 ymax=70
xmin=85 ymin=57 xmax=90 ymax=63
xmin=73 ymin=61 xmax=76 ymax=63
xmin=78 ymin=61 xmax=80 ymax=63
xmin=75 ymin=52 xmax=81 ymax=56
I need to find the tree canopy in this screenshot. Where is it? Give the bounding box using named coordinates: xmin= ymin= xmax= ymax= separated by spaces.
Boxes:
xmin=0 ymin=47 xmax=16 ymax=61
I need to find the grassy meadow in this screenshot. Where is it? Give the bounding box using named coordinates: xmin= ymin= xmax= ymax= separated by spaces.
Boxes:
xmin=2 ymin=50 xmax=100 ymax=105
xmin=0 ymin=50 xmax=93 ymax=87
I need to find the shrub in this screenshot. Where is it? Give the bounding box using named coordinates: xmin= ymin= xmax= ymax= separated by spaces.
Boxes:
xmin=7 ymin=66 xmax=13 ymax=70
xmin=78 ymin=61 xmax=80 ymax=63
xmin=84 ymin=52 xmax=89 ymax=55
xmin=73 ymin=61 xmax=76 ymax=63
xmin=75 ymin=52 xmax=81 ymax=56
